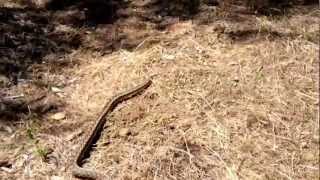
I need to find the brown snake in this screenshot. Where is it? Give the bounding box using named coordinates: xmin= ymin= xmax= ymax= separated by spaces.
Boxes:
xmin=72 ymin=79 xmax=152 ymax=179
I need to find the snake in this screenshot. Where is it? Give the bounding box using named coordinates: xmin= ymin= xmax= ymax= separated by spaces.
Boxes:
xmin=72 ymin=79 xmax=152 ymax=179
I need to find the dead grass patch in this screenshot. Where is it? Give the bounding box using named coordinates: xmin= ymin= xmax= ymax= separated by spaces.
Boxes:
xmin=1 ymin=4 xmax=318 ymax=180
xmin=64 ymin=11 xmax=319 ymax=179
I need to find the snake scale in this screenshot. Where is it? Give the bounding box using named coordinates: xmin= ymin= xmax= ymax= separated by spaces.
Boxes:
xmin=72 ymin=79 xmax=152 ymax=179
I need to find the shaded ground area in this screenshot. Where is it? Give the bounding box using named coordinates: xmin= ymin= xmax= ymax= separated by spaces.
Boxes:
xmin=0 ymin=6 xmax=81 ymax=84
xmin=0 ymin=0 xmax=203 ymax=87
xmin=0 ymin=0 xmax=208 ymax=121
xmin=0 ymin=0 xmax=319 ymax=179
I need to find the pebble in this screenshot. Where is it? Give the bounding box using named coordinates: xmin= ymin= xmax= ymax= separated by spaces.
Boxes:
xmin=118 ymin=128 xmax=131 ymax=137
xmin=302 ymin=152 xmax=315 ymax=161
xmin=50 ymin=112 xmax=66 ymax=120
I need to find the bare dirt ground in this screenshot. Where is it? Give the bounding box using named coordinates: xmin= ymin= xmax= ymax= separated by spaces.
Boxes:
xmin=0 ymin=0 xmax=319 ymax=180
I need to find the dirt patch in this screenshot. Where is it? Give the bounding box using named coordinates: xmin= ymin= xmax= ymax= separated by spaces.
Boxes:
xmin=0 ymin=7 xmax=81 ymax=85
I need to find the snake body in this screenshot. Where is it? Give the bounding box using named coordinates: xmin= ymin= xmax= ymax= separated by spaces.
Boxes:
xmin=72 ymin=79 xmax=152 ymax=179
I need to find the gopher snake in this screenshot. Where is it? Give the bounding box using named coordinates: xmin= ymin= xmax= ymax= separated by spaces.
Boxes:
xmin=72 ymin=79 xmax=152 ymax=179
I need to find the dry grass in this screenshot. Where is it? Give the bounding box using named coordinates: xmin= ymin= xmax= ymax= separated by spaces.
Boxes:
xmin=62 ymin=10 xmax=319 ymax=180
xmin=0 ymin=5 xmax=319 ymax=180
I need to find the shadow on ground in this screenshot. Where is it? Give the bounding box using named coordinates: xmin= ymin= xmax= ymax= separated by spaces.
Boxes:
xmin=1 ymin=0 xmax=317 ymax=119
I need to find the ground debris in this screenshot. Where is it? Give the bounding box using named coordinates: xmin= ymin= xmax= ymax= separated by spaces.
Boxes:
xmin=118 ymin=128 xmax=131 ymax=137
xmin=49 ymin=112 xmax=66 ymax=120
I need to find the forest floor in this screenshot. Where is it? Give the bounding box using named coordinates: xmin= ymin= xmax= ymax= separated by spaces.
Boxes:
xmin=0 ymin=0 xmax=319 ymax=180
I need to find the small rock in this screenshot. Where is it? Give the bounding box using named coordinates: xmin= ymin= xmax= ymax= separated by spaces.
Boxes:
xmin=50 ymin=112 xmax=66 ymax=120
xmin=51 ymin=87 xmax=63 ymax=93
xmin=118 ymin=128 xmax=131 ymax=137
xmin=302 ymin=152 xmax=315 ymax=161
